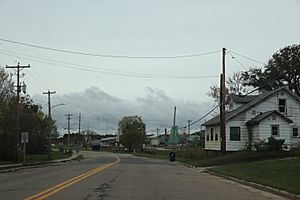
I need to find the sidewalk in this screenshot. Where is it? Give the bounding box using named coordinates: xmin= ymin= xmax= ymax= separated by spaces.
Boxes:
xmin=0 ymin=152 xmax=80 ymax=172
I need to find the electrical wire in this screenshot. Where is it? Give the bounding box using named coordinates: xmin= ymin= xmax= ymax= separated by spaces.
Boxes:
xmin=227 ymin=50 xmax=248 ymax=70
xmin=0 ymin=50 xmax=219 ymax=79
xmin=183 ymin=103 xmax=220 ymax=128
xmin=229 ymin=50 xmax=266 ymax=65
xmin=0 ymin=37 xmax=221 ymax=59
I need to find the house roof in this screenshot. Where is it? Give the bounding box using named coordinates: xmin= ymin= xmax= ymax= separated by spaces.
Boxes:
xmin=202 ymin=87 xmax=300 ymax=127
xmin=230 ymin=94 xmax=259 ymax=104
xmin=246 ymin=110 xmax=293 ymax=126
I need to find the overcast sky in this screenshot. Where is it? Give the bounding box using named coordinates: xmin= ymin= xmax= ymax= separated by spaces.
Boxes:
xmin=0 ymin=0 xmax=299 ymax=134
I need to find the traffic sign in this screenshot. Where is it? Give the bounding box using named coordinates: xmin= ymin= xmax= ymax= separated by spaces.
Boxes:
xmin=21 ymin=132 xmax=28 ymax=143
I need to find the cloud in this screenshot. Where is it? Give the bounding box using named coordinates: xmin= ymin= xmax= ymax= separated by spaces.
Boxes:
xmin=32 ymin=86 xmax=212 ymax=135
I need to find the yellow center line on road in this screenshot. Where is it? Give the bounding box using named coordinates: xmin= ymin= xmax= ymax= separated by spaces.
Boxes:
xmin=24 ymin=156 xmax=120 ymax=200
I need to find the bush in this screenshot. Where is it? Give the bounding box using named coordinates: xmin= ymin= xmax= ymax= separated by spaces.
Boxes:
xmin=267 ymin=137 xmax=285 ymax=151
xmin=254 ymin=137 xmax=285 ymax=152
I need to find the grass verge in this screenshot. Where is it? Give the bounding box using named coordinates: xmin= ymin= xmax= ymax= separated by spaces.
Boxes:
xmin=134 ymin=148 xmax=300 ymax=167
xmin=26 ymin=151 xmax=72 ymax=162
xmin=210 ymin=158 xmax=300 ymax=195
xmin=0 ymin=151 xmax=72 ymax=166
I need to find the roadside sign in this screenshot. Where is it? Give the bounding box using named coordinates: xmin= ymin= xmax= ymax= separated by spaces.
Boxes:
xmin=21 ymin=132 xmax=29 ymax=143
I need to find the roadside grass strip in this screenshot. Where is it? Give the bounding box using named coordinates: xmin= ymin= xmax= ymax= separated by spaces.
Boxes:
xmin=211 ymin=158 xmax=300 ymax=195
xmin=24 ymin=156 xmax=120 ymax=200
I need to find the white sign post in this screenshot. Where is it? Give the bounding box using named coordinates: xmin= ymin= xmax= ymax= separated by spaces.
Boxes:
xmin=21 ymin=132 xmax=28 ymax=165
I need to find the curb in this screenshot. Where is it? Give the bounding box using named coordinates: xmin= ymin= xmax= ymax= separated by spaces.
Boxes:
xmin=206 ymin=169 xmax=300 ymax=200
xmin=0 ymin=154 xmax=82 ymax=173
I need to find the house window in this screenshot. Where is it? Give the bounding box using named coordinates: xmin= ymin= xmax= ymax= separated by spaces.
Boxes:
xmin=251 ymin=110 xmax=256 ymax=116
xmin=271 ymin=125 xmax=279 ymax=136
xmin=293 ymin=128 xmax=298 ymax=137
xmin=230 ymin=127 xmax=240 ymax=141
xmin=206 ymin=134 xmax=209 ymax=141
xmin=215 ymin=133 xmax=218 ymax=141
xmin=210 ymin=128 xmax=214 ymax=141
xmin=278 ymin=99 xmax=286 ymax=113
xmin=272 ymin=115 xmax=276 ymax=120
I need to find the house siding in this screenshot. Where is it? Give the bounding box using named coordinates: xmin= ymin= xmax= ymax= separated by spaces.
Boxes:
xmin=204 ymin=88 xmax=300 ymax=151
xmin=226 ymin=119 xmax=248 ymax=151
xmin=254 ymin=91 xmax=300 ymax=147
xmin=204 ymin=126 xmax=220 ymax=150
xmin=252 ymin=125 xmax=260 ymax=144
xmin=258 ymin=116 xmax=291 ymax=147
xmin=291 ymin=137 xmax=300 ymax=148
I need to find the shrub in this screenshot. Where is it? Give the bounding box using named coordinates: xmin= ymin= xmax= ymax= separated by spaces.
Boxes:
xmin=267 ymin=137 xmax=285 ymax=151
xmin=254 ymin=137 xmax=285 ymax=152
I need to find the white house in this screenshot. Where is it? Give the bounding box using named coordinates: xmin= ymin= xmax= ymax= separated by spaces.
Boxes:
xmin=202 ymin=87 xmax=300 ymax=151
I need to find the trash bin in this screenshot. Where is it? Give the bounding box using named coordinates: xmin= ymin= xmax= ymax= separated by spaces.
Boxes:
xmin=169 ymin=151 xmax=176 ymax=162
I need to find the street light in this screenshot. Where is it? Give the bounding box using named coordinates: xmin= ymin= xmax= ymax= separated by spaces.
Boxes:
xmin=51 ymin=103 xmax=65 ymax=109
xmin=48 ymin=103 xmax=65 ymax=159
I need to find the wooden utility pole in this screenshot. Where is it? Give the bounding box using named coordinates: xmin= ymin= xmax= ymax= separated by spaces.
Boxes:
xmin=220 ymin=48 xmax=226 ymax=154
xmin=173 ymin=106 xmax=176 ymax=127
xmin=65 ymin=113 xmax=73 ymax=152
xmin=6 ymin=63 xmax=30 ymax=161
xmin=43 ymin=90 xmax=56 ymax=160
xmin=78 ymin=113 xmax=81 ymax=135
xmin=172 ymin=106 xmax=176 ymax=149
xmin=187 ymin=120 xmax=192 ymax=135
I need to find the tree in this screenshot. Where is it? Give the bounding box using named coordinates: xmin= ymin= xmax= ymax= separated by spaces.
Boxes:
xmin=0 ymin=67 xmax=14 ymax=101
xmin=0 ymin=67 xmax=57 ymax=160
xmin=241 ymin=44 xmax=300 ymax=96
xmin=207 ymin=72 xmax=249 ymax=102
xmin=118 ymin=116 xmax=146 ymax=152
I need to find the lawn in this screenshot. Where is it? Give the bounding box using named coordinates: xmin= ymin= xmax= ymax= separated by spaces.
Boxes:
xmin=26 ymin=151 xmax=72 ymax=162
xmin=211 ymin=158 xmax=300 ymax=195
xmin=0 ymin=160 xmax=17 ymax=165
xmin=134 ymin=148 xmax=300 ymax=167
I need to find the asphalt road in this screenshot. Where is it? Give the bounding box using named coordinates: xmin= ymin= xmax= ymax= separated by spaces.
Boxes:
xmin=0 ymin=151 xmax=288 ymax=200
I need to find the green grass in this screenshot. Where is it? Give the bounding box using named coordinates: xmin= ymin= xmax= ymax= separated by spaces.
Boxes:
xmin=134 ymin=148 xmax=300 ymax=167
xmin=26 ymin=151 xmax=71 ymax=162
xmin=134 ymin=150 xmax=170 ymax=159
xmin=211 ymin=158 xmax=300 ymax=195
xmin=0 ymin=160 xmax=17 ymax=165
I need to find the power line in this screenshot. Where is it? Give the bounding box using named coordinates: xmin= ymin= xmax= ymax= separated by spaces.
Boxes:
xmin=227 ymin=50 xmax=248 ymax=70
xmin=0 ymin=37 xmax=221 ymax=59
xmin=180 ymin=103 xmax=220 ymax=128
xmin=229 ymin=50 xmax=266 ymax=65
xmin=0 ymin=42 xmax=51 ymax=89
xmin=0 ymin=49 xmax=219 ymax=79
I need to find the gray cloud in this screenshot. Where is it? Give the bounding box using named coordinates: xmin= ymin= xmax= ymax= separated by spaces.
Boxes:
xmin=33 ymin=86 xmax=212 ymax=135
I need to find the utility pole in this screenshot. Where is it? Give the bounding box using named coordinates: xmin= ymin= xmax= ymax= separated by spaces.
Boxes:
xmin=6 ymin=62 xmax=30 ymax=161
xmin=173 ymin=106 xmax=176 ymax=128
xmin=105 ymin=119 xmax=108 ymax=135
xmin=43 ymin=90 xmax=56 ymax=160
xmin=172 ymin=106 xmax=176 ymax=149
xmin=78 ymin=113 xmax=81 ymax=135
xmin=220 ymin=48 xmax=226 ymax=154
xmin=187 ymin=120 xmax=192 ymax=135
xmin=65 ymin=113 xmax=73 ymax=152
